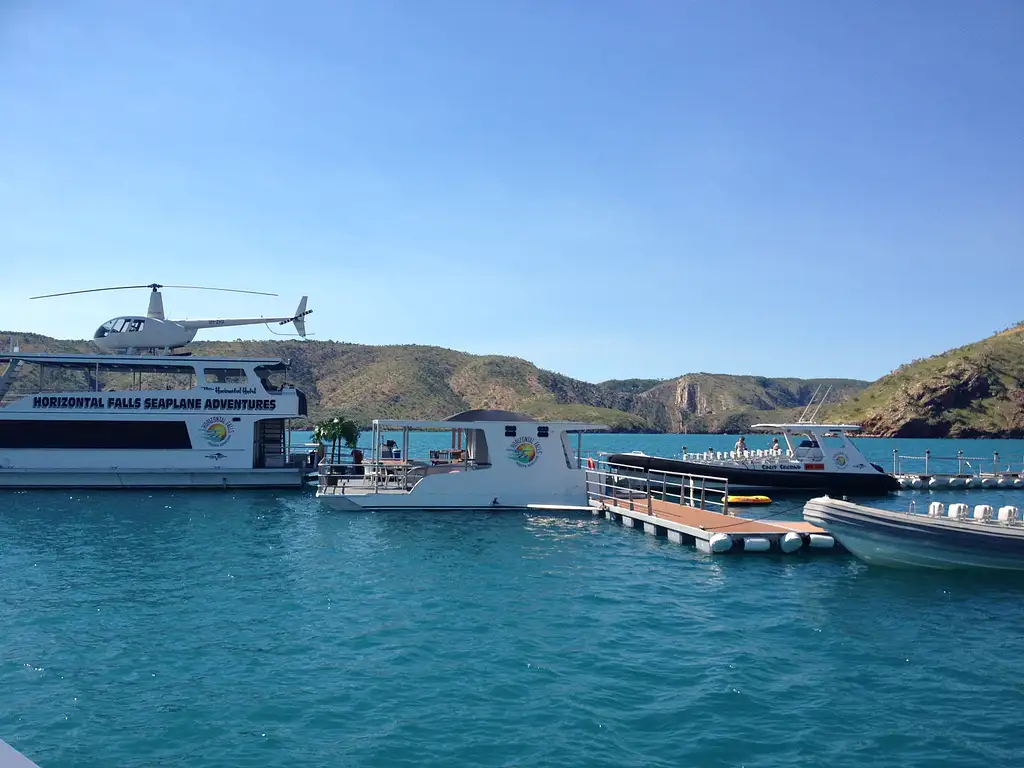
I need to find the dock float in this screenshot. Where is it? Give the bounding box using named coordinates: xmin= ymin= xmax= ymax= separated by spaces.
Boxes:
xmin=892 ymin=449 xmax=1024 ymax=489
xmin=583 ymin=459 xmax=839 ymax=555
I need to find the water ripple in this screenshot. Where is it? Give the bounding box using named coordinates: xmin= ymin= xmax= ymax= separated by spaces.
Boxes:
xmin=2 ymin=491 xmax=1024 ymax=766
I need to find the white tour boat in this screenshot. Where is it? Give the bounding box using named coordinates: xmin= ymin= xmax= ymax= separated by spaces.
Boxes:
xmin=0 ymin=351 xmax=312 ymax=488
xmin=316 ymin=409 xmax=608 ymax=511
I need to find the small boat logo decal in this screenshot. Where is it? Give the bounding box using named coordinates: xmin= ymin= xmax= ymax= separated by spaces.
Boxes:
xmin=509 ymin=436 xmax=542 ymax=467
xmin=205 ymin=452 xmax=227 ymax=460
xmin=834 ymin=452 xmax=848 ymax=468
xmin=201 ymin=416 xmax=235 ymax=446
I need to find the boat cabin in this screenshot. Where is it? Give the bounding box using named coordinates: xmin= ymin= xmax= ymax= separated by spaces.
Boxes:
xmin=749 ymin=423 xmax=873 ymax=471
xmin=317 ymin=409 xmax=608 ymax=510
xmin=0 ymin=352 xmax=310 ymax=488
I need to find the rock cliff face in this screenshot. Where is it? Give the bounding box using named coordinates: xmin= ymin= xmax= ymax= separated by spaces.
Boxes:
xmin=828 ymin=324 xmax=1024 ymax=438
xmin=599 ymin=374 xmax=868 ymax=433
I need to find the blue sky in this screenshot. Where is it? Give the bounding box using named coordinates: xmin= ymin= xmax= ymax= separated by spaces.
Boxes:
xmin=2 ymin=0 xmax=1021 ymax=384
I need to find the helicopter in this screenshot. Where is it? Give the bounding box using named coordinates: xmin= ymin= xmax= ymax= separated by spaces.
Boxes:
xmin=30 ymin=283 xmax=313 ymax=355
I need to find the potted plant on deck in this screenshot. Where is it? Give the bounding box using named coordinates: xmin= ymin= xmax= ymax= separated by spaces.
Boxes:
xmin=311 ymin=416 xmax=362 ymax=478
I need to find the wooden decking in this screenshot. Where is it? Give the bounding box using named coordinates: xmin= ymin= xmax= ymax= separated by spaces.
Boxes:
xmin=591 ymin=493 xmax=840 ymax=555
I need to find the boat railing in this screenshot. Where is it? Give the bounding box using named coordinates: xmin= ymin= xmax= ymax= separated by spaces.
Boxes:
xmin=677 ymin=448 xmax=793 ymax=462
xmin=583 ymin=457 xmax=731 ymax=516
xmin=317 ymin=454 xmax=482 ymax=493
xmin=892 ymin=449 xmax=1023 ymax=478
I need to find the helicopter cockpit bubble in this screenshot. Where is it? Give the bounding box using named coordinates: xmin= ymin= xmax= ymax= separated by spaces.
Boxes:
xmin=94 ymin=317 xmax=146 ymax=339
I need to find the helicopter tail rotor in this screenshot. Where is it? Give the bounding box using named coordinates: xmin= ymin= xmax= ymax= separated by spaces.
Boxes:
xmin=270 ymin=296 xmax=312 ymax=337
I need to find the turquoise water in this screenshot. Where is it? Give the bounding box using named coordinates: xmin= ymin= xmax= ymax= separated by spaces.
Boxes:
xmin=3 ymin=434 xmax=1024 ymax=767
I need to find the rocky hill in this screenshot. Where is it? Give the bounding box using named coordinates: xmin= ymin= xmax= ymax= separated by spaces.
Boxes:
xmin=826 ymin=322 xmax=1024 ymax=438
xmin=1 ymin=332 xmax=869 ymax=432
xmin=600 ymin=374 xmax=868 ymax=433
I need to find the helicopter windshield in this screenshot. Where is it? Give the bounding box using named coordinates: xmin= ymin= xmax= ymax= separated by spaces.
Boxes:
xmin=94 ymin=318 xmax=144 ymax=339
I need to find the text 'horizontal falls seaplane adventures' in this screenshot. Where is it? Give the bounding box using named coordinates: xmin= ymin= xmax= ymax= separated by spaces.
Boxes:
xmin=30 ymin=283 xmax=313 ymax=355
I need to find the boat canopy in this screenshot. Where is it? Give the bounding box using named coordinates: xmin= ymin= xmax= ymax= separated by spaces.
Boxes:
xmin=372 ymin=415 xmax=608 ymax=432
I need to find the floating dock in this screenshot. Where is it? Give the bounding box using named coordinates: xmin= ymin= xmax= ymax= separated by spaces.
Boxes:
xmin=584 ymin=460 xmax=839 ymax=556
xmin=892 ymin=450 xmax=1024 ymax=490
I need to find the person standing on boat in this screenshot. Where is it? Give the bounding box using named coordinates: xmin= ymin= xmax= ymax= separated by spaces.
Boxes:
xmin=770 ymin=437 xmax=781 ymax=454
xmin=735 ymin=436 xmax=748 ymax=454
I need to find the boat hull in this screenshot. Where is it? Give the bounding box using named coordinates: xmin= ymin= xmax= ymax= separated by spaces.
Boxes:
xmin=804 ymin=497 xmax=1024 ymax=570
xmin=0 ymin=468 xmax=305 ymax=489
xmin=609 ymin=454 xmax=900 ymax=495
xmin=317 ymin=485 xmax=587 ymax=512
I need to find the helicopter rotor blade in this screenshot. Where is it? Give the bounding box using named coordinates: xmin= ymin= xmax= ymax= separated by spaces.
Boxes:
xmin=30 ymin=284 xmax=278 ymax=299
xmin=160 ymin=285 xmax=278 ymax=296
xmin=29 ymin=285 xmax=157 ymax=299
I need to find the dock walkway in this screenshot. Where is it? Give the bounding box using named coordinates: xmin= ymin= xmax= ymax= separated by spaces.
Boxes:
xmin=584 ymin=460 xmax=839 ymax=556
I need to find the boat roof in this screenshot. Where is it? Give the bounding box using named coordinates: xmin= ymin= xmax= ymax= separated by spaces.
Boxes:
xmin=750 ymin=423 xmax=862 ymax=432
xmin=0 ymin=352 xmax=289 ymax=372
xmin=373 ymin=412 xmax=609 ymax=432
xmin=447 ymin=409 xmax=534 ymax=422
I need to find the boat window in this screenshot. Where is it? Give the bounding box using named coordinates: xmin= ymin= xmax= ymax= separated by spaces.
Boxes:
xmin=820 ymin=434 xmax=847 ymax=450
xmin=204 ymin=367 xmax=248 ymax=384
xmin=466 ymin=429 xmax=490 ymax=465
xmin=559 ymin=431 xmax=574 ymax=469
xmin=505 ymin=426 xmax=517 ymax=437
xmin=0 ymin=420 xmax=193 ymax=449
xmin=254 ymin=365 xmax=286 ymax=393
xmin=537 ymin=426 xmax=549 ymax=438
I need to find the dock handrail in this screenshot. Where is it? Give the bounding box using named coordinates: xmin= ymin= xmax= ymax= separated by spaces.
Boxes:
xmin=584 ymin=457 xmax=731 ymax=516
xmin=892 ymin=449 xmax=1023 ymax=478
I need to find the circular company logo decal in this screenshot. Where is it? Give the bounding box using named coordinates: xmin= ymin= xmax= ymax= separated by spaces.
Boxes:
xmin=509 ymin=437 xmax=542 ymax=467
xmin=202 ymin=417 xmax=234 ymax=446
xmin=834 ymin=452 xmax=848 ymax=468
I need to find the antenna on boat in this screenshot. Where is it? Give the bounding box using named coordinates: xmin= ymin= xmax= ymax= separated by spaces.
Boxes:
xmin=797 ymin=385 xmax=821 ymax=423
xmin=808 ymin=386 xmax=832 ymax=422
xmin=797 ymin=385 xmax=832 ymax=424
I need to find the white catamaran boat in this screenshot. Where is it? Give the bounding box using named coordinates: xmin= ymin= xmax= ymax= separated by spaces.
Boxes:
xmin=0 ymin=352 xmax=311 ymax=488
xmin=316 ymin=410 xmax=608 ymax=511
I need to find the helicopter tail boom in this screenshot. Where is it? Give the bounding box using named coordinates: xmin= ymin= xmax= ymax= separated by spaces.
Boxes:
xmin=175 ymin=297 xmax=312 ymax=337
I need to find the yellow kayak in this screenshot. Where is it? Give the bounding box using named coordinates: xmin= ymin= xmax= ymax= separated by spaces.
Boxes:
xmin=726 ymin=495 xmax=772 ymax=506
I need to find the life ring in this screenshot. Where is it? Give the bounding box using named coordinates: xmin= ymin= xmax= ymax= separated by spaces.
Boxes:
xmin=586 ymin=457 xmax=596 ymax=470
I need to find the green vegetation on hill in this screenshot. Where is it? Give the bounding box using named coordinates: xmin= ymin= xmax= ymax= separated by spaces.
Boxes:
xmin=827 ymin=322 xmax=1024 ymax=437
xmin=1 ymin=332 xmax=873 ymax=433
